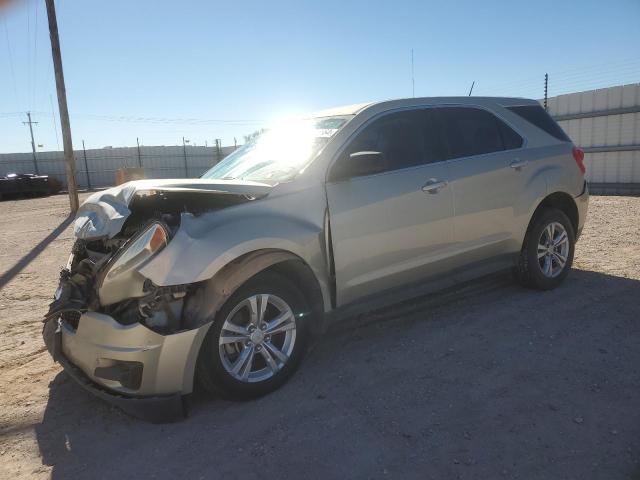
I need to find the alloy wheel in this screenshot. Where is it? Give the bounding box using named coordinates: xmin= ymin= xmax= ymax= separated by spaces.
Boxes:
xmin=218 ymin=294 xmax=297 ymax=383
xmin=537 ymin=221 xmax=570 ymax=278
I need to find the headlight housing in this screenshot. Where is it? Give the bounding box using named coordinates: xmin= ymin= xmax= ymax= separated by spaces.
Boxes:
xmin=105 ymin=222 xmax=168 ymax=281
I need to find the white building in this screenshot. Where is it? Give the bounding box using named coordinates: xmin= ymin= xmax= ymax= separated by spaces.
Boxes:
xmin=547 ymin=83 xmax=640 ymax=194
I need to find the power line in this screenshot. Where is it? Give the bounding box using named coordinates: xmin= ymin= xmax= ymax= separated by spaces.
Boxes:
xmin=59 ymin=113 xmax=266 ymax=125
xmin=26 ymin=0 xmax=31 ymax=110
xmin=550 ymin=67 xmax=640 ymax=88
xmin=546 ymin=56 xmax=640 ymax=78
xmin=33 ymin=0 xmax=39 ymax=110
xmin=49 ymin=94 xmax=60 ymax=150
xmin=2 ymin=18 xmax=18 ymax=99
xmin=0 ymin=110 xmax=266 ymax=125
xmin=477 ymin=58 xmax=640 ymax=96
xmin=479 ymin=69 xmax=639 ymax=99
xmin=550 ymin=61 xmax=640 ymax=82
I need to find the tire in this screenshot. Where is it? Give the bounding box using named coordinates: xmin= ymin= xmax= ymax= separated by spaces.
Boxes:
xmin=516 ymin=208 xmax=575 ymax=290
xmin=196 ymin=271 xmax=310 ymax=399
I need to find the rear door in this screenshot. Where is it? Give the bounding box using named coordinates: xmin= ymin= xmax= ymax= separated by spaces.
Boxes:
xmin=436 ymin=106 xmax=527 ymax=267
xmin=326 ymin=108 xmax=454 ymax=306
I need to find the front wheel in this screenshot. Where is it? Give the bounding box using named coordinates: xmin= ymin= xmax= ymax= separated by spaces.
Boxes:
xmin=516 ymin=208 xmax=575 ymax=290
xmin=196 ymin=272 xmax=309 ymax=399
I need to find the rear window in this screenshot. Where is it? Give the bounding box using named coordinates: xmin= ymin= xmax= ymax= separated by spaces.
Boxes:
xmin=506 ymin=105 xmax=570 ymax=142
xmin=437 ymin=107 xmax=523 ymax=159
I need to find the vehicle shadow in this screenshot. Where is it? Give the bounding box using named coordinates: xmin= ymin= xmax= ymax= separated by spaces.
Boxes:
xmin=0 ymin=214 xmax=73 ymax=289
xmin=34 ymin=268 xmax=640 ymax=479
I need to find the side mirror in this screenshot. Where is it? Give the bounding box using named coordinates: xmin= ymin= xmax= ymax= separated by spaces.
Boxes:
xmin=331 ymin=151 xmax=386 ymax=181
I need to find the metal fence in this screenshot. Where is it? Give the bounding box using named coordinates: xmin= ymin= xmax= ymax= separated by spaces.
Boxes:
xmin=0 ymin=144 xmax=235 ymax=189
xmin=2 ymin=83 xmax=639 ymax=194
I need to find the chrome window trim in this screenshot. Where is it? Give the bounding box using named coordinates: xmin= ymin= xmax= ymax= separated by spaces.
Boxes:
xmin=326 ymin=104 xmax=446 ymax=184
xmin=501 ymin=104 xmax=572 ymax=143
xmin=325 ymin=103 xmax=528 ymax=184
xmin=435 ymin=104 xmax=530 ymax=167
xmin=429 ymin=103 xmax=529 ymax=159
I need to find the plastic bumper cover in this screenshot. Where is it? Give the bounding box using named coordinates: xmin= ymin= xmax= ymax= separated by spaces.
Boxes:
xmin=42 ymin=316 xmax=204 ymax=423
xmin=575 ymin=180 xmax=589 ymax=240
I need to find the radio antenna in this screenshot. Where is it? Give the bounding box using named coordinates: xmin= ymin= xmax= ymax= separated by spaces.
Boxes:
xmin=411 ymin=49 xmax=415 ymax=97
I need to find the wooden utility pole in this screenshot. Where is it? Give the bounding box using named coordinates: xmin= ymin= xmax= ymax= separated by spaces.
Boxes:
xmin=82 ymin=140 xmax=91 ymax=189
xmin=136 ymin=137 xmax=142 ymax=167
xmin=45 ymin=0 xmax=79 ymax=212
xmin=23 ymin=112 xmax=39 ymax=174
xmin=182 ymin=137 xmax=188 ymax=177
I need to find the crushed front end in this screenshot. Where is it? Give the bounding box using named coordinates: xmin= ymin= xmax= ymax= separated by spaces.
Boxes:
xmin=41 ymin=180 xmax=269 ymax=422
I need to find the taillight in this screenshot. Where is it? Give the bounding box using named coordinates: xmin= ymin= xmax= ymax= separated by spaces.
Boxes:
xmin=572 ymin=147 xmax=586 ymax=175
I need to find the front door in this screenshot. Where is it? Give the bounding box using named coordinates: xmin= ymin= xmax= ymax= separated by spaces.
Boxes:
xmin=326 ymin=108 xmax=454 ymax=306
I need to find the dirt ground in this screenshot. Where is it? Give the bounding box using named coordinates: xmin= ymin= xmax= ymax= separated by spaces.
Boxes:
xmin=0 ymin=193 xmax=639 ymax=479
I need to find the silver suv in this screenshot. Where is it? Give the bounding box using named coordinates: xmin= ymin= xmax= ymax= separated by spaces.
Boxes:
xmin=43 ymin=97 xmax=589 ymax=421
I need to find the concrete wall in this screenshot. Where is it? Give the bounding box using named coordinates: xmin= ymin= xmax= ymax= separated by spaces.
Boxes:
xmin=0 ymin=145 xmax=236 ymax=189
xmin=547 ymin=83 xmax=640 ymax=195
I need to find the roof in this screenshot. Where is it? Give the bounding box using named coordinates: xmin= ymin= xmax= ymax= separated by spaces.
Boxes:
xmin=310 ymin=96 xmax=539 ymax=118
xmin=310 ymin=102 xmax=374 ymax=118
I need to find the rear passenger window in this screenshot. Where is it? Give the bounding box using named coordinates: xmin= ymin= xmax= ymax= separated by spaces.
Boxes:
xmin=437 ymin=107 xmax=522 ymax=159
xmin=498 ymin=121 xmax=524 ymax=150
xmin=506 ymin=105 xmax=570 ymax=142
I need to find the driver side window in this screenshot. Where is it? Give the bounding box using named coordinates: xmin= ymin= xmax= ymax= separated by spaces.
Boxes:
xmin=330 ymin=109 xmax=427 ymax=181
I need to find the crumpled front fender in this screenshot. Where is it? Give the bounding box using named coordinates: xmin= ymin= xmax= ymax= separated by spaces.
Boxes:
xmin=137 ymin=184 xmax=332 ymax=313
xmin=140 ymin=212 xmax=321 ymax=286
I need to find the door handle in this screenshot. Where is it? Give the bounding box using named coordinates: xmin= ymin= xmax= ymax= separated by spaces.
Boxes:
xmin=510 ymin=159 xmax=529 ymax=169
xmin=422 ymin=179 xmax=448 ymax=193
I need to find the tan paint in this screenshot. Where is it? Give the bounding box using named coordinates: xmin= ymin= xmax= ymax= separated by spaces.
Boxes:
xmin=61 ymin=251 xmax=303 ymax=397
xmin=61 ymin=311 xmax=211 ymax=396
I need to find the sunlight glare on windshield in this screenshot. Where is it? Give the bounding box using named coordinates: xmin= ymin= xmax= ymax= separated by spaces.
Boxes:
xmin=258 ymin=119 xmax=318 ymax=168
xmin=201 ymin=114 xmax=350 ymax=183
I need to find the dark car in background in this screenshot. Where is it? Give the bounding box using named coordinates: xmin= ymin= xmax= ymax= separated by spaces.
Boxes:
xmin=0 ymin=173 xmax=62 ymax=199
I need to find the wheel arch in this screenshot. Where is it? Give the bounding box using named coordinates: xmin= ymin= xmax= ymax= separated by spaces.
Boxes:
xmin=515 ymin=192 xmax=577 ymax=291
xmin=526 ymin=191 xmax=579 ymax=240
xmin=180 ymin=249 xmax=327 ymax=394
xmin=184 ymin=248 xmax=328 ymax=325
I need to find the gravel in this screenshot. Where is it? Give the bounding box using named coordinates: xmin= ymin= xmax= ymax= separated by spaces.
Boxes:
xmin=0 ymin=193 xmax=639 ymax=479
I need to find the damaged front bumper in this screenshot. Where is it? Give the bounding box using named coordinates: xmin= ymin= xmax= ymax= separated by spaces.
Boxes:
xmin=42 ymin=311 xmax=211 ymax=423
xmin=40 ymin=178 xmax=278 ymax=422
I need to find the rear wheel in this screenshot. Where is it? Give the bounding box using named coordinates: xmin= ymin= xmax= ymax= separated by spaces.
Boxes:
xmin=196 ymin=272 xmax=309 ymax=399
xmin=516 ymin=208 xmax=575 ymax=290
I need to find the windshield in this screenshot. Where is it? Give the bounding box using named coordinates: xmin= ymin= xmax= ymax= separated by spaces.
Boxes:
xmin=201 ymin=116 xmax=352 ymax=184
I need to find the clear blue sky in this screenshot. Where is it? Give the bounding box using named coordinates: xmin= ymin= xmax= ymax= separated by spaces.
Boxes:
xmin=1 ymin=0 xmax=639 ymax=153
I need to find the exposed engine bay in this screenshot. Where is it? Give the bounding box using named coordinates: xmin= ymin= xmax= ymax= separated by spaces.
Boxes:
xmin=44 ymin=187 xmax=262 ymax=334
xmin=39 ymin=175 xmax=328 ymax=421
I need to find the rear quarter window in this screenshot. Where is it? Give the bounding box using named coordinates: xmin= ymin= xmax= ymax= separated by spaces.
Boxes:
xmin=506 ymin=105 xmax=570 ymax=142
xmin=437 ymin=107 xmax=523 ymax=159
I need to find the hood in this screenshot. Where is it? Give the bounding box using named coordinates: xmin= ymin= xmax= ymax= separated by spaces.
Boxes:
xmin=74 ymin=178 xmax=273 ymax=240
